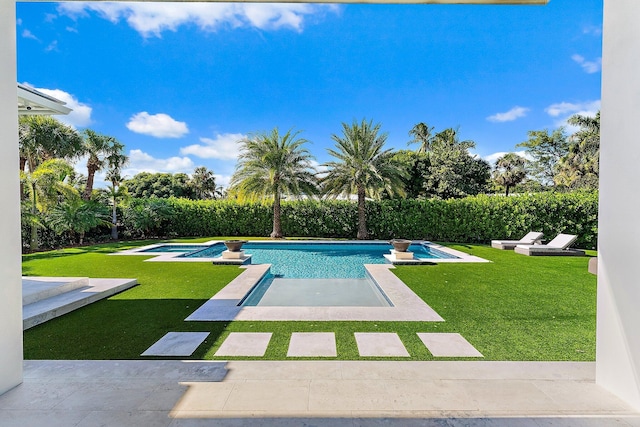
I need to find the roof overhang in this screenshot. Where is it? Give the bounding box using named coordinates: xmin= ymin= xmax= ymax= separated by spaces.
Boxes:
xmin=17 ymin=84 xmax=72 ymax=116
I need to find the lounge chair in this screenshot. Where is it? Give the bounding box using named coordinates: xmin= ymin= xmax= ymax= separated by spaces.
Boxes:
xmin=514 ymin=233 xmax=585 ymax=256
xmin=491 ymin=232 xmax=544 ymax=250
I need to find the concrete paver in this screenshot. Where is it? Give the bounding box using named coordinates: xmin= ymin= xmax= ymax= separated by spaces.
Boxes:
xmin=355 ymin=332 xmax=410 ymax=357
xmin=214 ymin=332 xmax=272 ymax=357
xmin=417 ymin=333 xmax=483 ymax=358
xmin=141 ymin=332 xmax=210 ymax=357
xmin=287 ymin=332 xmax=337 ymax=357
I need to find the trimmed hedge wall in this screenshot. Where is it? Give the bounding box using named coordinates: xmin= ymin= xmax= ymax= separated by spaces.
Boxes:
xmin=142 ymin=192 xmax=598 ymax=249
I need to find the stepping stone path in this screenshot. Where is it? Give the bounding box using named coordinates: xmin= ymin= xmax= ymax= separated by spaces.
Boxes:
xmin=417 ymin=332 xmax=484 ymax=357
xmin=142 ymin=331 xmax=484 ymax=359
xmin=354 ymin=332 xmax=410 ymax=357
xmin=141 ymin=332 xmax=210 ymax=357
xmin=214 ymin=332 xmax=272 ymax=357
xmin=287 ymin=332 xmax=337 ymax=357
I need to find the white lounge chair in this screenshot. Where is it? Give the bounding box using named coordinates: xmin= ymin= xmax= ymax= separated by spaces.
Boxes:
xmin=514 ymin=233 xmax=585 ymax=256
xmin=491 ymin=232 xmax=544 ymax=250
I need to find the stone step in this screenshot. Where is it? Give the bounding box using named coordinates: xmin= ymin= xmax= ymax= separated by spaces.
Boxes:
xmin=23 ymin=278 xmax=137 ymax=330
xmin=22 ymin=276 xmax=89 ymax=305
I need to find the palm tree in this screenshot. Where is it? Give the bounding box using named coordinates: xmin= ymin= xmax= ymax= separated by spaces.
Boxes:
xmin=322 ymin=119 xmax=406 ymax=240
xmin=493 ymin=153 xmax=527 ymax=196
xmin=191 ymin=166 xmax=219 ymax=200
xmin=81 ymin=129 xmax=126 ymax=200
xmin=48 ymin=196 xmax=110 ymax=245
xmin=555 ymin=111 xmax=600 ymax=189
xmin=103 ymin=168 xmax=128 ymax=240
xmin=20 ymin=159 xmax=76 ymax=250
xmin=18 ymin=116 xmax=83 ymax=173
xmin=230 ymin=128 xmax=318 ymax=238
xmin=408 ymin=122 xmax=435 ymax=153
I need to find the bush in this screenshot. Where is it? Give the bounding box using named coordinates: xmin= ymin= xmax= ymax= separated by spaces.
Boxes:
xmin=116 ymin=192 xmax=598 ymax=248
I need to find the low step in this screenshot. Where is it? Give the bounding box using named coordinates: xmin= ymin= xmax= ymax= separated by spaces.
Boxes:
xmin=22 ymin=277 xmax=89 ymax=305
xmin=23 ymin=278 xmax=137 ymax=330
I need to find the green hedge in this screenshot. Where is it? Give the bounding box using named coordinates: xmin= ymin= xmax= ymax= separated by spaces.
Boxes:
xmin=123 ymin=192 xmax=598 ymax=249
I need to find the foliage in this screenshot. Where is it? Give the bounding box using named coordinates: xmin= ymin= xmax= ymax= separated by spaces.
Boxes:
xmin=191 ymin=166 xmax=221 ymax=200
xmin=408 ymin=122 xmax=435 ymax=153
xmin=555 ymin=112 xmax=600 ymax=190
xmin=48 ymin=196 xmax=110 ymax=245
xmin=18 ymin=115 xmax=83 ymax=172
xmin=122 ymin=198 xmax=175 ymax=238
xmin=492 ymin=153 xmax=527 ymax=196
xmin=230 ymin=128 xmax=318 ymax=238
xmin=392 ymin=150 xmax=430 ymax=199
xmin=113 ymin=191 xmax=598 ymax=248
xmin=423 ymin=128 xmax=491 ymax=199
xmin=123 ymin=172 xmax=196 ymax=199
xmin=517 ymin=128 xmax=570 ymax=186
xmin=81 ymin=129 xmax=126 ymax=200
xmin=322 ymin=119 xmax=406 ymax=239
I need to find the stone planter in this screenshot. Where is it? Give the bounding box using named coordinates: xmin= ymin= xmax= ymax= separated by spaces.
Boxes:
xmin=389 ymin=239 xmax=412 ymax=252
xmin=223 ymin=240 xmax=247 ymax=252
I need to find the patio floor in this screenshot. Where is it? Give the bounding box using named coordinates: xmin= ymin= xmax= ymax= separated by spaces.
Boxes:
xmin=1 ymin=360 xmax=639 ymax=426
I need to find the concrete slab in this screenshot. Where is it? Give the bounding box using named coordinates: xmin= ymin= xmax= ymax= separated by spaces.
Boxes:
xmin=141 ymin=332 xmax=210 ymax=357
xmin=417 ymin=333 xmax=484 ymax=358
xmin=355 ymin=333 xmax=410 ymax=357
xmin=22 ymin=277 xmax=138 ymax=330
xmin=287 ymin=333 xmax=337 ymax=357
xmin=214 ymin=333 xmax=272 ymax=357
xmin=1 ymin=361 xmax=639 ymax=425
xmin=22 ymin=277 xmax=89 ymax=305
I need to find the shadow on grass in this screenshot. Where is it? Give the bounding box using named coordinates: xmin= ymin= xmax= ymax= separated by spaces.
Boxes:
xmin=21 ymin=240 xmax=162 ymax=262
xmin=23 ymin=297 xmax=226 ymax=360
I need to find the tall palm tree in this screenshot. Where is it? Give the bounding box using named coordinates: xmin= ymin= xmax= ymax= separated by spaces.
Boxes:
xmin=230 ymin=128 xmax=318 ymax=238
xmin=103 ymin=168 xmax=128 ymax=240
xmin=81 ymin=129 xmax=126 ymax=200
xmin=408 ymin=122 xmax=435 ymax=153
xmin=493 ymin=153 xmax=527 ymax=196
xmin=322 ymin=119 xmax=406 ymax=240
xmin=20 ymin=159 xmax=75 ymax=250
xmin=191 ymin=166 xmax=219 ymax=200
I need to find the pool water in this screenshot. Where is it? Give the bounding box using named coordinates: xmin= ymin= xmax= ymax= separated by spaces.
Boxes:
xmin=241 ymin=275 xmax=391 ymax=307
xmin=182 ymin=242 xmax=456 ymax=279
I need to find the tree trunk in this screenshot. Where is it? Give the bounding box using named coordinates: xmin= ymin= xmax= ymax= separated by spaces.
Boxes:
xmin=30 ymin=183 xmax=38 ymax=251
xmin=111 ymin=196 xmax=118 ymax=240
xmin=19 ymin=157 xmax=26 ymax=200
xmin=83 ymin=164 xmax=97 ymax=200
xmin=270 ymin=193 xmax=283 ymax=239
xmin=356 ymin=186 xmax=369 ymax=240
xmin=505 ymin=185 xmax=510 ymax=197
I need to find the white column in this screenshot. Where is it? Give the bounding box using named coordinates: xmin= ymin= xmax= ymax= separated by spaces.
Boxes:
xmin=597 ymin=0 xmax=640 ymax=409
xmin=0 ymin=0 xmax=23 ymax=395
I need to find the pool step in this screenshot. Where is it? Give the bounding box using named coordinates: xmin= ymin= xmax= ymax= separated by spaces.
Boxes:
xmin=22 ymin=277 xmax=138 ymax=330
xmin=22 ymin=276 xmax=89 ymax=305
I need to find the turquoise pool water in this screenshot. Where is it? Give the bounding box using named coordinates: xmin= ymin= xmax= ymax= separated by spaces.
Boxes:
xmin=183 ymin=242 xmax=457 ymax=279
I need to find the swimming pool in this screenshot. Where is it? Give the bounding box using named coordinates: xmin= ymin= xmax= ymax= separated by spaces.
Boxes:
xmin=181 ymin=241 xmax=457 ymax=278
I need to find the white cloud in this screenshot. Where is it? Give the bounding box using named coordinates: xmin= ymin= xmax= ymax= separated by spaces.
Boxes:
xmin=57 ymin=2 xmax=340 ymax=38
xmin=45 ymin=40 xmax=59 ymax=52
xmin=126 ymin=112 xmax=189 ymax=138
xmin=17 ymin=18 xmax=22 ymax=26
xmin=583 ymin=25 xmax=602 ymax=36
xmin=180 ymin=133 xmax=245 ymax=160
xmin=487 ymin=106 xmax=529 ymax=123
xmin=26 ymin=85 xmax=93 ymax=128
xmin=545 ymin=100 xmax=601 ymax=132
xmin=483 ymin=151 xmax=531 ymax=165
xmin=123 ymin=149 xmax=194 ymax=176
xmin=215 ymin=174 xmax=233 ymax=189
xmin=572 ymin=54 xmax=602 ymax=74
xmin=22 ymin=29 xmax=38 ymax=40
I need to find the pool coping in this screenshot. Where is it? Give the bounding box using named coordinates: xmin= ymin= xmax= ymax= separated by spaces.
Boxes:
xmin=113 ymin=240 xmax=489 ymax=264
xmin=185 ymin=263 xmax=446 ymax=322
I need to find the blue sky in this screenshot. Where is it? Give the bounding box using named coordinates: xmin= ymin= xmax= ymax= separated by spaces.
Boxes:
xmin=16 ymin=1 xmax=603 ymax=188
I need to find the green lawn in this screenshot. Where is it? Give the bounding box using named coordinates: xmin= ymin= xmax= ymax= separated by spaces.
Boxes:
xmin=22 ymin=239 xmax=596 ymax=361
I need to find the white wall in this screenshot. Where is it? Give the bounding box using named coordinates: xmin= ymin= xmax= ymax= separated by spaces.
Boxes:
xmin=597 ymin=0 xmax=640 ymax=409
xmin=0 ymin=0 xmax=24 ymax=395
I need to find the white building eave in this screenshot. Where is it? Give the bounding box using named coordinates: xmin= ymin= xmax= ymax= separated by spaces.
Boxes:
xmin=17 ymin=83 xmax=71 ymax=116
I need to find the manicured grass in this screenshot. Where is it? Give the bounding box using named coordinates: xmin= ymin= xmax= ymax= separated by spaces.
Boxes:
xmin=22 ymin=239 xmax=596 ymax=361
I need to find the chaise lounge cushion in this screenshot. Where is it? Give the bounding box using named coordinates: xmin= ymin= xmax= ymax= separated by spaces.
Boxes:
xmin=491 ymin=231 xmax=544 ymax=250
